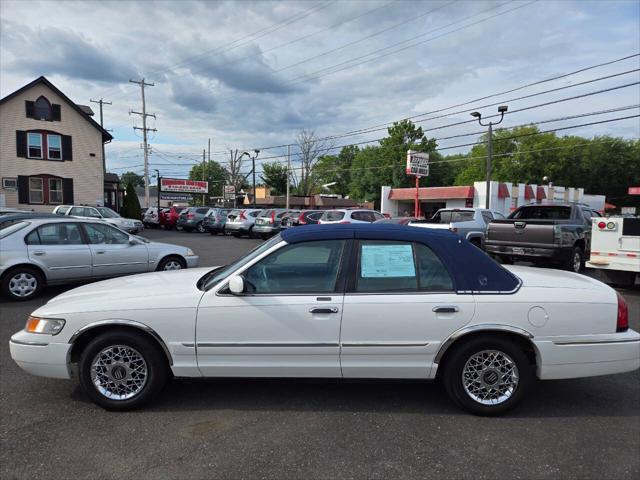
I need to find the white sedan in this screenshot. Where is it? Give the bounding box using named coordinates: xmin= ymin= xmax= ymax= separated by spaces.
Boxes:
xmin=9 ymin=224 xmax=640 ymax=415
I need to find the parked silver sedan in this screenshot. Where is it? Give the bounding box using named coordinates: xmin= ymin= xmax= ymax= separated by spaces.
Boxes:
xmin=0 ymin=218 xmax=199 ymax=301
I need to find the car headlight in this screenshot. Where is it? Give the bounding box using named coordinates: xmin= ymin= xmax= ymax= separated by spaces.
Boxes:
xmin=185 ymin=248 xmax=196 ymax=257
xmin=25 ymin=316 xmax=65 ymax=335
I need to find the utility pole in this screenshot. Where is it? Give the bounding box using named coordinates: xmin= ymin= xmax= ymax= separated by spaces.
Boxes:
xmin=90 ymin=98 xmax=112 ymax=174
xmin=470 ymin=105 xmax=508 ymax=209
xmin=202 ymin=149 xmax=206 ymax=206
xmin=154 ymin=168 xmax=161 ymax=213
xmin=129 ymin=78 xmax=156 ymax=209
xmin=286 ymin=144 xmax=291 ymax=210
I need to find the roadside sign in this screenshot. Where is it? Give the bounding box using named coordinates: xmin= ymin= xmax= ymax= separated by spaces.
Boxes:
xmin=406 ymin=150 xmax=429 ymax=177
xmin=160 ymin=193 xmax=190 ymax=201
xmin=621 ymin=206 xmax=637 ymax=215
xmin=628 ymin=187 xmax=640 ymax=195
xmin=224 ymin=185 xmax=236 ymax=194
xmin=160 ymin=178 xmax=208 ymax=194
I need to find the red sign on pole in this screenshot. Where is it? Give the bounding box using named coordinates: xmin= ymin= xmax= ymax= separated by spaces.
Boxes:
xmin=160 ymin=178 xmax=208 ymax=194
xmin=628 ymin=186 xmax=640 ymax=195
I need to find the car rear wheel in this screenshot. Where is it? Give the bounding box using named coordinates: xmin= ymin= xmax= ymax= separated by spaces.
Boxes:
xmin=196 ymin=222 xmax=206 ymax=233
xmin=2 ymin=267 xmax=44 ymax=301
xmin=157 ymin=256 xmax=186 ymax=271
xmin=442 ymin=336 xmax=533 ymax=416
xmin=78 ymin=330 xmax=168 ymax=410
xmin=564 ymin=246 xmax=584 ymax=273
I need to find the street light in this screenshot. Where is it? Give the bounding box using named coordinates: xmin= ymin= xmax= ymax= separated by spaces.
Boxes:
xmin=243 ymin=149 xmax=260 ymax=208
xmin=470 ymin=105 xmax=508 ymax=209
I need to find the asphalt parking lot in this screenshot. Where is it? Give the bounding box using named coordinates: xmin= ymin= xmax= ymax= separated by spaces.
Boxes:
xmin=1 ymin=228 xmax=639 ymax=480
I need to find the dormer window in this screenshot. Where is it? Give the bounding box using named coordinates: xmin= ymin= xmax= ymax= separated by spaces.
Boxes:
xmin=34 ymin=96 xmax=52 ymax=120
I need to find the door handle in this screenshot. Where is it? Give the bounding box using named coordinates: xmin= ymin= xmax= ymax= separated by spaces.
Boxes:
xmin=433 ymin=306 xmax=459 ymax=313
xmin=309 ymin=307 xmax=339 ymax=314
xmin=95 ymin=250 xmax=106 ymax=254
xmin=33 ymin=251 xmax=45 ymax=256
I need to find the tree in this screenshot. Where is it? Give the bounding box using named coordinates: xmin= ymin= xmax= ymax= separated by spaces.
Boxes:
xmin=188 ymin=160 xmax=227 ymax=205
xmin=260 ymin=162 xmax=289 ymax=196
xmin=121 ymin=171 xmax=144 ymax=187
xmin=120 ymin=182 xmax=142 ymax=219
xmin=312 ymin=145 xmax=359 ymax=197
xmin=295 ymin=129 xmax=334 ymax=196
xmin=225 ymin=149 xmax=248 ymax=193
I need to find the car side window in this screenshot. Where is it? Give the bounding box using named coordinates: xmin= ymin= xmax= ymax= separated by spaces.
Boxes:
xmin=356 ymin=241 xmax=418 ymax=292
xmin=481 ymin=212 xmax=494 ymax=223
xmin=250 ymin=211 xmax=260 ymax=218
xmin=493 ymin=211 xmax=506 ymax=220
xmin=33 ymin=223 xmax=84 ymax=245
xmin=69 ymin=207 xmax=83 ymax=216
xmin=83 ymin=223 xmax=130 ymax=245
xmin=25 ymin=229 xmax=41 ymax=245
xmin=581 ymin=208 xmax=594 ymax=224
xmin=373 ymin=212 xmax=384 ymax=221
xmin=414 ymin=243 xmax=454 ymax=291
xmin=243 ymin=240 xmax=345 ymax=294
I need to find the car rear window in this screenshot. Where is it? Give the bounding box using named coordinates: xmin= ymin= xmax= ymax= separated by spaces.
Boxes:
xmin=435 ymin=211 xmax=475 ymax=223
xmin=196 ymin=208 xmax=209 ymax=214
xmin=259 ymin=210 xmax=274 ymax=217
xmin=510 ymin=206 xmax=572 ymax=220
xmin=322 ymin=211 xmax=345 ymax=221
xmin=55 ymin=206 xmax=70 ymax=215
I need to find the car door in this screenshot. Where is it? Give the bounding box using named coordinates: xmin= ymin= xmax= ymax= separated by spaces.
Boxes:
xmin=340 ymin=239 xmax=475 ymax=379
xmin=25 ymin=222 xmax=92 ymax=281
xmin=196 ymin=239 xmax=348 ymax=377
xmin=81 ymin=222 xmax=149 ymax=278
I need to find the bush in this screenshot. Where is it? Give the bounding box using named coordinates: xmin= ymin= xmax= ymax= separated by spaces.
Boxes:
xmin=120 ymin=182 xmax=142 ymax=219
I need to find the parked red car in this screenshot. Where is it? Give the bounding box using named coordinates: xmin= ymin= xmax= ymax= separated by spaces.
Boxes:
xmin=159 ymin=206 xmax=185 ymax=230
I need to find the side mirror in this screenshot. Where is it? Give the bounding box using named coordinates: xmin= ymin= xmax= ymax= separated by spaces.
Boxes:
xmin=129 ymin=237 xmax=140 ymax=246
xmin=229 ymin=275 xmax=245 ymax=295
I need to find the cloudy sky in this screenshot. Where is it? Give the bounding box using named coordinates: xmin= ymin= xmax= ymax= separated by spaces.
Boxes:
xmin=1 ymin=0 xmax=639 ymax=179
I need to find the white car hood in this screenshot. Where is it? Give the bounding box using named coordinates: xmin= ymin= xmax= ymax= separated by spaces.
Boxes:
xmin=36 ymin=268 xmax=213 ymax=316
xmin=505 ymin=265 xmax=611 ymax=291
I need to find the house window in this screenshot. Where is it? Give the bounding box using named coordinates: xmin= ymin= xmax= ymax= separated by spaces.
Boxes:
xmin=49 ymin=178 xmax=63 ymax=204
xmin=2 ymin=178 xmax=17 ymax=190
xmin=29 ymin=177 xmax=44 ymax=203
xmin=47 ymin=134 xmax=62 ymax=160
xmin=34 ymin=96 xmax=52 ymax=121
xmin=27 ymin=132 xmax=42 ymax=158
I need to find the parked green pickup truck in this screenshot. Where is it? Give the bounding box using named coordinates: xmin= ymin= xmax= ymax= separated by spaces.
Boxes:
xmin=485 ymin=203 xmax=602 ymax=272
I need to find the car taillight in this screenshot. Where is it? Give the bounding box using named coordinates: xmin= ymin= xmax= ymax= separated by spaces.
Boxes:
xmin=269 ymin=211 xmax=276 ymax=224
xmin=298 ymin=213 xmax=306 ymax=224
xmin=240 ymin=210 xmax=247 ymax=220
xmin=187 ymin=213 xmax=194 ymax=219
xmin=616 ymin=292 xmax=628 ymax=332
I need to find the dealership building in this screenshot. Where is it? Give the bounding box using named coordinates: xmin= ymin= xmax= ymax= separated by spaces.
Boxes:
xmin=381 ymin=181 xmax=606 ymax=218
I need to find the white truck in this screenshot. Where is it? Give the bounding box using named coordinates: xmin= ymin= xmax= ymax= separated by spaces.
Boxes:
xmin=586 ymin=216 xmax=639 ymax=287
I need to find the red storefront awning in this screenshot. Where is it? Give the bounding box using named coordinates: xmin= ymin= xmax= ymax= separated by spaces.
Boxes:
xmin=536 ymin=186 xmax=547 ymax=200
xmin=497 ymin=183 xmax=510 ymax=198
xmin=388 ymin=186 xmax=475 ymax=201
xmin=524 ymin=185 xmax=535 ymax=200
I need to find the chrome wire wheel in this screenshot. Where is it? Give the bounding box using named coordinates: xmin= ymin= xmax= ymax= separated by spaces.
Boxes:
xmin=8 ymin=272 xmax=37 ymax=297
xmin=91 ymin=345 xmax=148 ymax=400
xmin=462 ymin=350 xmax=519 ymax=406
xmin=572 ymin=251 xmax=582 ymax=272
xmin=163 ymin=260 xmax=182 ymax=270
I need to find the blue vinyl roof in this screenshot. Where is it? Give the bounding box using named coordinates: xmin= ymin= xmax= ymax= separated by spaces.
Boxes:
xmin=281 ymin=224 xmax=520 ymax=294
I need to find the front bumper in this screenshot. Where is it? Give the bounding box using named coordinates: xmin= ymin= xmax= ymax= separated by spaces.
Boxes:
xmin=10 ymin=330 xmax=72 ymax=379
xmin=185 ymin=255 xmax=200 ymax=268
xmin=535 ymin=329 xmax=640 ymax=379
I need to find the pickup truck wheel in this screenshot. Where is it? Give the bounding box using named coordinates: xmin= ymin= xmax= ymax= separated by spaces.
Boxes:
xmin=564 ymin=246 xmax=584 ymax=273
xmin=442 ymin=336 xmax=533 ymax=416
xmin=78 ymin=330 xmax=168 ymax=410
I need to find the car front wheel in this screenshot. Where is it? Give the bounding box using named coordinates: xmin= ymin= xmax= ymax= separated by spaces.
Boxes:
xmin=78 ymin=330 xmax=168 ymax=410
xmin=196 ymin=222 xmax=206 ymax=233
xmin=157 ymin=256 xmax=186 ymax=271
xmin=1 ymin=267 xmax=44 ymax=301
xmin=442 ymin=336 xmax=533 ymax=416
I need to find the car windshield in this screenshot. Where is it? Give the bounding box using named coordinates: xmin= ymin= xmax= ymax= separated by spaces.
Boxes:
xmin=201 ymin=235 xmax=284 ymax=290
xmin=0 ymin=220 xmax=30 ymax=238
xmin=322 ymin=210 xmax=345 ymax=221
xmin=96 ymin=207 xmax=121 ymax=218
xmin=510 ymin=206 xmax=572 ymax=220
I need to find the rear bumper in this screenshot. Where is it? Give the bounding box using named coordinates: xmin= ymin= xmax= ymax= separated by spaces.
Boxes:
xmin=253 ymin=225 xmax=279 ymax=234
xmin=486 ymin=244 xmax=571 ymax=261
xmin=535 ymin=329 xmax=640 ymax=379
xmin=225 ymin=223 xmax=250 ymax=232
xmin=10 ymin=331 xmax=71 ymax=379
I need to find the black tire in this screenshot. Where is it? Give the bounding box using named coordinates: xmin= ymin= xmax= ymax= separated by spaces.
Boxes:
xmin=260 ymin=234 xmax=269 ymax=240
xmin=1 ymin=266 xmax=44 ymax=301
xmin=247 ymin=226 xmax=255 ymax=238
xmin=209 ymin=230 xmax=216 ymax=236
xmin=469 ymin=238 xmax=483 ymax=249
xmin=563 ymin=246 xmax=584 ymax=273
xmin=232 ymin=232 xmax=241 ymax=238
xmin=196 ymin=222 xmax=206 ymax=233
xmin=442 ymin=335 xmax=533 ymax=416
xmin=157 ymin=256 xmax=186 ymax=271
xmin=498 ymin=255 xmax=513 ymax=265
xmin=78 ymin=329 xmax=168 ymax=410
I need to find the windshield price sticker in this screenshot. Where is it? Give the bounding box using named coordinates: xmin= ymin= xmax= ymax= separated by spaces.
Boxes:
xmin=361 ymin=244 xmax=416 ymax=278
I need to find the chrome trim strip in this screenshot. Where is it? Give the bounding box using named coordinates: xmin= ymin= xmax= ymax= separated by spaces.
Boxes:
xmin=553 ymin=338 xmax=640 ymax=346
xmin=434 ymin=324 xmax=534 ymax=364
xmin=181 ymin=343 xmax=195 ymax=347
xmin=68 ymin=320 xmax=174 ymax=365
xmin=10 ymin=339 xmax=49 ymax=347
xmin=196 ymin=342 xmax=339 ymax=348
xmin=341 ymin=342 xmax=429 ymax=347
xmin=49 ymin=265 xmax=91 ymax=270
